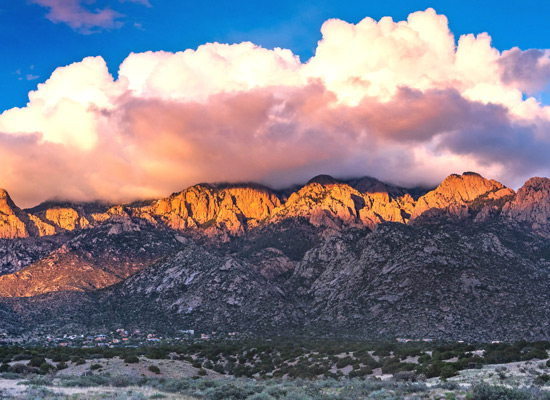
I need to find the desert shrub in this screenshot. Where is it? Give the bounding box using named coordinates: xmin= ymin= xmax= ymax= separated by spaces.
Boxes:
xmin=23 ymin=386 xmax=57 ymax=399
xmin=58 ymin=374 xmax=110 ymax=387
xmin=417 ymin=353 xmax=431 ymax=364
xmin=12 ymin=354 xmax=30 ymax=361
xmin=146 ymin=348 xmax=168 ymax=360
xmin=148 ymin=365 xmax=161 ymax=374
xmin=484 ymin=347 xmax=522 ymax=364
xmin=9 ymin=363 xmax=38 ymax=375
xmin=51 ymin=353 xmax=69 ymax=362
xmin=439 ymin=365 xmax=459 ymax=380
xmin=248 ymin=393 xmax=275 ymax=400
xmin=90 ymin=363 xmax=102 ymax=370
xmin=110 ymin=375 xmax=132 ymax=387
xmin=22 ymin=375 xmax=54 ymax=386
xmin=392 ymin=371 xmax=418 ymax=382
xmin=86 ymin=353 xmax=104 ymax=360
xmin=0 ymin=363 xmax=9 ymax=373
xmin=28 ymin=356 xmax=47 ymax=368
xmin=471 ymin=384 xmax=534 ymax=400
xmin=423 ymin=362 xmax=442 ymax=379
xmin=205 ymin=383 xmax=258 ymax=400
xmin=213 ymin=363 xmax=226 ymax=374
xmin=534 ymin=374 xmax=550 ymax=386
xmin=522 ymin=349 xmax=548 ymax=361
xmin=56 ymin=361 xmax=68 ymax=370
xmin=198 ymin=368 xmax=207 ymax=376
xmin=124 ymin=355 xmax=140 ymax=364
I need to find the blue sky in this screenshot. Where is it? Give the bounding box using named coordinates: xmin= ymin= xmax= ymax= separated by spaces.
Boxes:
xmin=1 ymin=0 xmax=550 ymax=206
xmin=1 ymin=0 xmax=549 ymax=112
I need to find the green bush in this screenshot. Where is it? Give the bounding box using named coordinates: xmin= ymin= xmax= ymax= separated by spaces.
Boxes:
xmin=57 ymin=361 xmax=68 ymax=370
xmin=534 ymin=374 xmax=550 ymax=386
xmin=29 ymin=356 xmax=47 ymax=368
xmin=39 ymin=361 xmax=55 ymax=375
xmin=471 ymin=384 xmax=533 ymax=400
xmin=90 ymin=363 xmax=102 ymax=370
xmin=148 ymin=365 xmax=161 ymax=374
xmin=124 ymin=355 xmax=140 ymax=364
xmin=440 ymin=365 xmax=459 ymax=380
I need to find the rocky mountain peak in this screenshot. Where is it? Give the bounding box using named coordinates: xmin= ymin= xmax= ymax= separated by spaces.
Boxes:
xmin=0 ymin=189 xmax=17 ymax=210
xmin=410 ymin=172 xmax=513 ymax=221
xmin=0 ymin=189 xmax=31 ymax=239
xmin=142 ymin=183 xmax=281 ymax=238
xmin=307 ymin=175 xmax=341 ymax=186
xmin=502 ymin=177 xmax=550 ymax=235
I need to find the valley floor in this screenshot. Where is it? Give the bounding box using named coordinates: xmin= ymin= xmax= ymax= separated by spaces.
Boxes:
xmin=1 ymin=357 xmax=550 ymax=399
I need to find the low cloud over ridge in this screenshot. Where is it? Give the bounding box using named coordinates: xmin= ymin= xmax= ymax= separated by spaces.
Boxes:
xmin=1 ymin=8 xmax=550 ymax=207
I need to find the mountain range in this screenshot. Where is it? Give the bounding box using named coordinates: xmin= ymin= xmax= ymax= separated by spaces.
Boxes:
xmin=1 ymin=172 xmax=550 ymax=340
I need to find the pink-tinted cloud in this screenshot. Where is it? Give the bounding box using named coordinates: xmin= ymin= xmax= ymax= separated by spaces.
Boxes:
xmin=30 ymin=0 xmax=150 ymax=33
xmin=1 ymin=9 xmax=550 ymax=207
xmin=31 ymin=0 xmax=121 ymax=32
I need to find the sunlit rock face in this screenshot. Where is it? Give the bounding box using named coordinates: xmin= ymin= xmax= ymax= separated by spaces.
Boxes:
xmin=3 ymin=172 xmax=550 ymax=242
xmin=44 ymin=208 xmax=90 ymax=231
xmin=502 ymin=177 xmax=550 ymax=236
xmin=0 ymin=189 xmax=29 ymax=239
xmin=272 ymin=182 xmax=364 ymax=229
xmin=270 ymin=179 xmax=415 ymax=230
xmin=141 ymin=184 xmax=282 ymax=238
xmin=410 ymin=172 xmax=515 ymax=222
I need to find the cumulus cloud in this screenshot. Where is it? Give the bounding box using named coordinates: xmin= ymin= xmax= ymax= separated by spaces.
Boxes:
xmin=1 ymin=8 xmax=550 ymax=207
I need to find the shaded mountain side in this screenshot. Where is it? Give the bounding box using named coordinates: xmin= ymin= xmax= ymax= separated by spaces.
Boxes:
xmin=0 ymin=222 xmax=186 ymax=297
xmin=287 ymin=223 xmax=550 ymax=340
xmin=1 ymin=243 xmax=302 ymax=336
xmin=3 ymin=221 xmax=550 ymax=341
xmin=0 ymin=234 xmax=71 ymax=276
xmin=502 ymin=177 xmax=550 ymax=237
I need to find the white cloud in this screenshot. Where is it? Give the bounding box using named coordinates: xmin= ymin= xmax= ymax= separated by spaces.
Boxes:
xmin=1 ymin=8 xmax=550 ymax=207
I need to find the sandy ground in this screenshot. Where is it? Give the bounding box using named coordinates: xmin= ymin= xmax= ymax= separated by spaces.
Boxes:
xmin=0 ymin=379 xmax=192 ymax=399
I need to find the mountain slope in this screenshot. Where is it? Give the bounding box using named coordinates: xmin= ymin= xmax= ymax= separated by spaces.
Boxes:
xmin=0 ymin=223 xmax=185 ymax=297
xmin=1 ymin=172 xmax=550 ymax=340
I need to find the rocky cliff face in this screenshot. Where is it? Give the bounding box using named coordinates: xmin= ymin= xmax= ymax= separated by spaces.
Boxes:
xmin=2 ymin=172 xmax=540 ymax=242
xmin=410 ymin=172 xmax=514 ymax=222
xmin=502 ymin=177 xmax=550 ymax=236
xmin=141 ymin=184 xmax=281 ymax=238
xmin=0 ymin=189 xmax=31 ymax=239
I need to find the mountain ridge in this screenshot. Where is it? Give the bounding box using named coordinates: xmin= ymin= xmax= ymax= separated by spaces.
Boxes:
xmin=2 ymin=171 xmax=537 ymax=241
xmin=2 ymin=171 xmax=550 ymax=340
